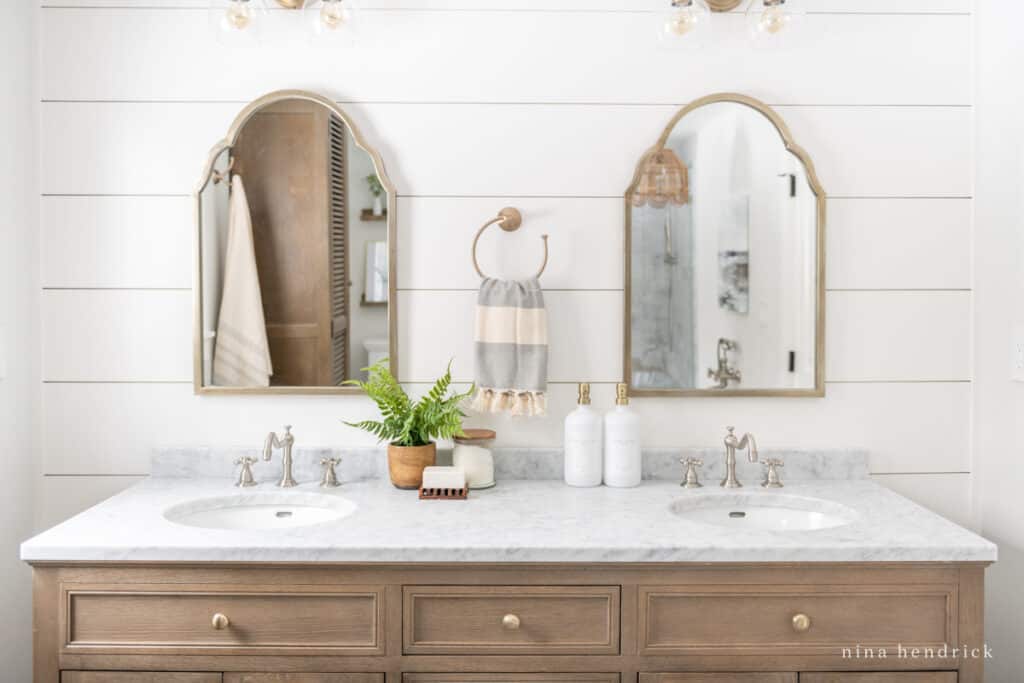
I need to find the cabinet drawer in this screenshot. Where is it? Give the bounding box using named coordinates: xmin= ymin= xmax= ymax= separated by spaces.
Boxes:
xmin=403 ymin=585 xmax=620 ymax=655
xmin=639 ymin=584 xmax=957 ymax=656
xmin=62 ymin=584 xmax=384 ymax=656
xmin=62 ymin=675 xmax=221 ymax=683
xmin=640 ymin=676 xmax=796 ymax=683
xmin=224 ymin=677 xmax=384 ymax=683
xmin=801 ymin=675 xmax=957 ymax=683
xmin=405 ymin=676 xmax=619 ymax=683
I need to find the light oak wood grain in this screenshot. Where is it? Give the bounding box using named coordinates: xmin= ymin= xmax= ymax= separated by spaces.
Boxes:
xmin=799 ymin=674 xmax=957 ymax=683
xmin=63 ymin=584 xmax=384 ymax=656
xmin=639 ymin=584 xmax=957 ymax=656
xmin=404 ymin=676 xmax=618 ymax=683
xmin=62 ymin=674 xmax=222 ymax=683
xmin=403 ymin=585 xmax=620 ymax=655
xmin=32 ymin=564 xmax=985 ymax=683
xmin=224 ymin=676 xmax=383 ymax=683
xmin=639 ymin=675 xmax=796 ymax=683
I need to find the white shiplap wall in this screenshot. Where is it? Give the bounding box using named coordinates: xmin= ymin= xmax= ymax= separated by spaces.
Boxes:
xmin=36 ymin=0 xmax=974 ymax=527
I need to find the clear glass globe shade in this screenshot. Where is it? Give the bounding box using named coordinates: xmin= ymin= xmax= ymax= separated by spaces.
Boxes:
xmin=207 ymin=0 xmax=266 ymax=46
xmin=657 ymin=0 xmax=712 ymax=50
xmin=745 ymin=0 xmax=807 ymax=46
xmin=305 ymin=0 xmax=360 ymax=37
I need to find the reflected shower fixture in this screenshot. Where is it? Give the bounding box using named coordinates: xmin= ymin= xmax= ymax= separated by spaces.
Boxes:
xmin=209 ymin=0 xmax=359 ymax=42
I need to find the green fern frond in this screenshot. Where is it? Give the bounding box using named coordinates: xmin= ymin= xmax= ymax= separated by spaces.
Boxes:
xmin=343 ymin=358 xmax=471 ymax=447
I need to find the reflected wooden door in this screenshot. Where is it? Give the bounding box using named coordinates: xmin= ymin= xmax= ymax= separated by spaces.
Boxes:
xmin=234 ymin=100 xmax=338 ymax=386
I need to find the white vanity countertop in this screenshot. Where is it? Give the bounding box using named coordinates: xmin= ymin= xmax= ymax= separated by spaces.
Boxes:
xmin=20 ymin=476 xmax=996 ymax=563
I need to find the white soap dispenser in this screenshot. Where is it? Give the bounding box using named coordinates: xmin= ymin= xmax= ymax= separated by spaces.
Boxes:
xmin=603 ymin=383 xmax=641 ymax=488
xmin=564 ymin=383 xmax=603 ymax=487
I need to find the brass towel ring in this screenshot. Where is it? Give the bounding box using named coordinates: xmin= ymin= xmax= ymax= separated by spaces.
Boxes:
xmin=471 ymin=207 xmax=549 ymax=280
xmin=211 ymin=156 xmax=235 ymax=185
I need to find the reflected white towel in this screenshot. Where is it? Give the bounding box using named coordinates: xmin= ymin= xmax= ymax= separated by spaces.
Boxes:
xmin=213 ymin=175 xmax=273 ymax=387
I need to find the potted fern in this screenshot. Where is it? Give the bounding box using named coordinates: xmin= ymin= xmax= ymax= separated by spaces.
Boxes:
xmin=345 ymin=359 xmax=473 ymax=489
xmin=366 ymin=174 xmax=386 ymax=217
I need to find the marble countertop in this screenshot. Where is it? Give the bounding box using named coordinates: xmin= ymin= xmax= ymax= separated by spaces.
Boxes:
xmin=21 ymin=472 xmax=996 ymax=564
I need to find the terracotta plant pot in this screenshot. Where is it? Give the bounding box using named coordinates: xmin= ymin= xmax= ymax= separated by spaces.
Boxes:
xmin=387 ymin=442 xmax=437 ymax=490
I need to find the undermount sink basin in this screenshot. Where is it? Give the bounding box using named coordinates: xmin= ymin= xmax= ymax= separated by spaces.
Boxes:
xmin=670 ymin=492 xmax=858 ymax=532
xmin=164 ymin=492 xmax=357 ymax=531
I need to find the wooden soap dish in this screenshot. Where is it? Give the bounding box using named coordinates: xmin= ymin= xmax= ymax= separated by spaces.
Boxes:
xmin=419 ymin=487 xmax=469 ymax=500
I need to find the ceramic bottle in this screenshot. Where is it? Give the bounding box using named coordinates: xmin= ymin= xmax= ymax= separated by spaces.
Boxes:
xmin=603 ymin=383 xmax=641 ymax=488
xmin=563 ymin=383 xmax=603 ymax=487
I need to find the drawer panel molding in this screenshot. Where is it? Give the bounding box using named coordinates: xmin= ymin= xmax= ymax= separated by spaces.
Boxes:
xmin=62 ymin=674 xmax=222 ymax=683
xmin=639 ymin=584 xmax=958 ymax=656
xmin=224 ymin=676 xmax=385 ymax=683
xmin=404 ymin=676 xmax=619 ymax=683
xmin=61 ymin=583 xmax=385 ymax=656
xmin=403 ymin=585 xmax=620 ymax=655
xmin=639 ymin=675 xmax=796 ymax=683
xmin=800 ymin=675 xmax=958 ymax=683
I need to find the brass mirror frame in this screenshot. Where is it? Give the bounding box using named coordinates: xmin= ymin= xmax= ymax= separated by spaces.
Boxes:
xmin=623 ymin=93 xmax=826 ymax=398
xmin=193 ymin=89 xmax=398 ymax=395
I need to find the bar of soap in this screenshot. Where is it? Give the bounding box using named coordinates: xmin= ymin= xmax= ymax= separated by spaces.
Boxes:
xmin=421 ymin=466 xmax=466 ymax=490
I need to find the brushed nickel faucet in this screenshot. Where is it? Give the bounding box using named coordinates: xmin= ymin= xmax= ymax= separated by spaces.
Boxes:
xmin=234 ymin=456 xmax=257 ymax=488
xmin=707 ymin=338 xmax=741 ymax=389
xmin=680 ymin=457 xmax=704 ymax=489
xmin=264 ymin=425 xmax=298 ymax=488
xmin=320 ymin=457 xmax=342 ymax=488
xmin=762 ymin=458 xmax=785 ymax=488
xmin=721 ymin=426 xmax=758 ymax=488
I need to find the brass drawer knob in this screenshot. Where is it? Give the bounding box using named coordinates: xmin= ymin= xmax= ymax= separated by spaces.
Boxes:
xmin=791 ymin=613 xmax=811 ymax=633
xmin=211 ymin=613 xmax=231 ymax=630
xmin=501 ymin=613 xmax=521 ymax=631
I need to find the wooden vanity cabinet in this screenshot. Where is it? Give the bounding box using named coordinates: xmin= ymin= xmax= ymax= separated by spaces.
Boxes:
xmin=800 ymin=675 xmax=958 ymax=683
xmin=61 ymin=674 xmax=222 ymax=683
xmin=639 ymin=675 xmax=796 ymax=683
xmin=32 ymin=563 xmax=986 ymax=683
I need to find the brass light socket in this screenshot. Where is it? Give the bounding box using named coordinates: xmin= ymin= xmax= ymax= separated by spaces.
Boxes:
xmin=707 ymin=0 xmax=744 ymax=10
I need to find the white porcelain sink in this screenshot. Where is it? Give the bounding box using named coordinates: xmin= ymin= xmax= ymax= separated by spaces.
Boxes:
xmin=164 ymin=492 xmax=357 ymax=531
xmin=671 ymin=492 xmax=857 ymax=532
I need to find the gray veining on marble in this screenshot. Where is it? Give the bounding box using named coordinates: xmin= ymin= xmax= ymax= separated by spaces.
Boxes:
xmin=154 ymin=447 xmax=869 ymax=484
xmin=21 ymin=475 xmax=995 ymax=564
xmin=154 ymin=447 xmax=386 ymax=484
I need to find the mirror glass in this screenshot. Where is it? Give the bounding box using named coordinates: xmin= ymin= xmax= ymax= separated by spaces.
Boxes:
xmin=196 ymin=94 xmax=394 ymax=393
xmin=626 ymin=98 xmax=823 ymax=396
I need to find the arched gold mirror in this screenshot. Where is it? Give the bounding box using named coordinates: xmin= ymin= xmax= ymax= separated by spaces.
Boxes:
xmin=194 ymin=90 xmax=397 ymax=394
xmin=625 ymin=93 xmax=825 ymax=397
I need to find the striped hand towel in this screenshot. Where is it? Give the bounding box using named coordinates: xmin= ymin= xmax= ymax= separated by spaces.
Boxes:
xmin=471 ymin=278 xmax=548 ymax=417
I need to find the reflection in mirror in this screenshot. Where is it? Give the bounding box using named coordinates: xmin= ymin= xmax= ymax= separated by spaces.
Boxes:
xmin=196 ymin=93 xmax=394 ymax=393
xmin=626 ymin=95 xmax=824 ymax=396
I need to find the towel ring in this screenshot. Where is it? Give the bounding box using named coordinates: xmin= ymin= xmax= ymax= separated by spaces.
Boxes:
xmin=471 ymin=207 xmax=549 ymax=280
xmin=211 ymin=157 xmax=235 ymax=185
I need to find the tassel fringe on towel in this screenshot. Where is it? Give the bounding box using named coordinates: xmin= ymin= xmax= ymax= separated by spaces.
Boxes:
xmin=471 ymin=388 xmax=547 ymax=417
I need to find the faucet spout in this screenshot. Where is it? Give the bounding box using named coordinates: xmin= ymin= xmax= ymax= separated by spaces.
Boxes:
xmin=707 ymin=338 xmax=742 ymax=389
xmin=264 ymin=425 xmax=297 ymax=488
xmin=721 ymin=426 xmax=758 ymax=488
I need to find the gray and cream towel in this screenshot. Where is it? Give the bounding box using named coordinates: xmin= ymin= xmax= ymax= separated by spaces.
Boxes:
xmin=471 ymin=278 xmax=548 ymax=417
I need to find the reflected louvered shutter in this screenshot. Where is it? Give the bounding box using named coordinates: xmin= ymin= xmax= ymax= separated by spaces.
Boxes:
xmin=328 ymin=115 xmax=349 ymax=385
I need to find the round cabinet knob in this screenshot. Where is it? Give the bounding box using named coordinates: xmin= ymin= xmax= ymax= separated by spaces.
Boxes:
xmin=501 ymin=613 xmax=521 ymax=631
xmin=791 ymin=613 xmax=811 ymax=633
xmin=211 ymin=613 xmax=231 ymax=631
